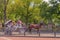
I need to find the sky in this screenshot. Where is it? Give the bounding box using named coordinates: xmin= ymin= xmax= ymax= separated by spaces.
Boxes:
xmin=30 ymin=0 xmax=49 ymax=7
xmin=44 ymin=0 xmax=49 ymax=2
xmin=43 ymin=0 xmax=49 ymax=3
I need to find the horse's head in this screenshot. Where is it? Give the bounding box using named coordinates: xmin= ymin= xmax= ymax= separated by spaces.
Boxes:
xmin=39 ymin=22 xmax=45 ymax=28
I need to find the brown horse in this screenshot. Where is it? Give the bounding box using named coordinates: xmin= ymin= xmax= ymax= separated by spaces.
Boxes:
xmin=28 ymin=23 xmax=44 ymax=33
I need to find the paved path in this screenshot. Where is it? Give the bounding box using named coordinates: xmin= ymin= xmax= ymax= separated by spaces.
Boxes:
xmin=0 ymin=37 xmax=60 ymax=40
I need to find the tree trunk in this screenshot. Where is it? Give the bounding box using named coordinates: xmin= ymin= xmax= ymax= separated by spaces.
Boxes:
xmin=4 ymin=0 xmax=9 ymax=23
xmin=4 ymin=0 xmax=7 ymax=23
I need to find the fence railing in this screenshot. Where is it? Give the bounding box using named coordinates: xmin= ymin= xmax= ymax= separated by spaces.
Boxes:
xmin=0 ymin=28 xmax=60 ymax=38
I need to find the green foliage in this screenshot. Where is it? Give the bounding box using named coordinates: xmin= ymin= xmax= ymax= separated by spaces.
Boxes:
xmin=0 ymin=0 xmax=60 ymax=25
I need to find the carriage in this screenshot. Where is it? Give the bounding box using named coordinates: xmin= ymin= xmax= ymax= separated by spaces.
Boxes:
xmin=4 ymin=20 xmax=55 ymax=36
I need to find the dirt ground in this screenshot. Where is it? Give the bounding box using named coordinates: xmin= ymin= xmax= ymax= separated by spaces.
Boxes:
xmin=0 ymin=37 xmax=60 ymax=40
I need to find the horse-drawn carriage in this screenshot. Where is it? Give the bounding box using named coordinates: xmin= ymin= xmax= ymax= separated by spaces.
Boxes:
xmin=3 ymin=20 xmax=56 ymax=35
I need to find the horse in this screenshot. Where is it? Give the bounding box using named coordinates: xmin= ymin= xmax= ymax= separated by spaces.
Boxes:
xmin=12 ymin=20 xmax=27 ymax=34
xmin=4 ymin=20 xmax=14 ymax=35
xmin=28 ymin=22 xmax=44 ymax=33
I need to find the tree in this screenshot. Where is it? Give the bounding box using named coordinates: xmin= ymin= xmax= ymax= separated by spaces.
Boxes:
xmin=48 ymin=0 xmax=60 ymax=37
xmin=39 ymin=1 xmax=51 ymax=23
xmin=4 ymin=0 xmax=9 ymax=23
xmin=0 ymin=0 xmax=4 ymax=23
xmin=49 ymin=0 xmax=60 ymax=24
xmin=6 ymin=0 xmax=42 ymax=25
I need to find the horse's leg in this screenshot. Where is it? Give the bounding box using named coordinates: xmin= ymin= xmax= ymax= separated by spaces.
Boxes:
xmin=18 ymin=28 xmax=21 ymax=34
xmin=8 ymin=28 xmax=12 ymax=35
xmin=5 ymin=28 xmax=9 ymax=35
xmin=8 ymin=29 xmax=11 ymax=35
xmin=24 ymin=28 xmax=27 ymax=36
xmin=37 ymin=28 xmax=39 ymax=33
xmin=5 ymin=29 xmax=8 ymax=35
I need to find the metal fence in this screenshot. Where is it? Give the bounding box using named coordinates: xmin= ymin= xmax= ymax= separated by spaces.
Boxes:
xmin=0 ymin=28 xmax=60 ymax=38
